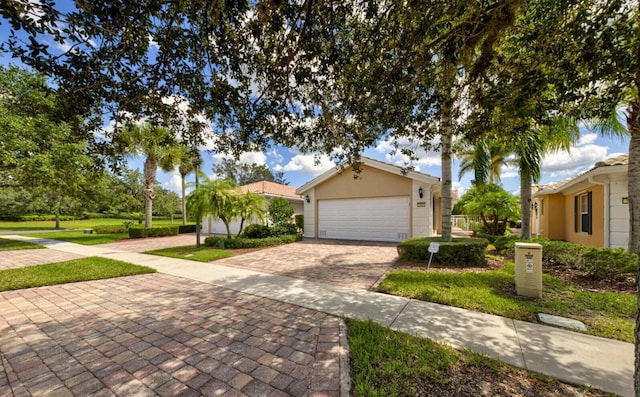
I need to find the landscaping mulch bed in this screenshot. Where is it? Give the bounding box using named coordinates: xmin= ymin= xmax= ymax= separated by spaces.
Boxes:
xmin=414 ymin=363 xmax=612 ymax=397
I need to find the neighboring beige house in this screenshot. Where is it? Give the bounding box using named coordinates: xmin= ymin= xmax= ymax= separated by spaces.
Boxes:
xmin=202 ymin=181 xmax=304 ymax=235
xmin=296 ymin=157 xmax=442 ymax=242
xmin=531 ymin=154 xmax=629 ymax=249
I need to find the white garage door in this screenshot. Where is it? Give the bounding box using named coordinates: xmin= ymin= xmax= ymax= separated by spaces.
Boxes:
xmin=318 ymin=197 xmax=410 ymax=242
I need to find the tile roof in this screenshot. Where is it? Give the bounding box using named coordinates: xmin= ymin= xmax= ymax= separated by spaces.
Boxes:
xmin=594 ymin=154 xmax=628 ymax=167
xmin=238 ymin=181 xmax=303 ymax=200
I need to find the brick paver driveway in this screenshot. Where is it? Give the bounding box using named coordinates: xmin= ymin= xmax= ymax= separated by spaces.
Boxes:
xmin=0 ymin=273 xmax=344 ymax=396
xmin=210 ymin=240 xmax=398 ymax=290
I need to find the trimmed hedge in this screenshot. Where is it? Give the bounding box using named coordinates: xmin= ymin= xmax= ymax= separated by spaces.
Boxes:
xmin=294 ymin=214 xmax=304 ymax=231
xmin=93 ymin=225 xmax=129 ymax=234
xmin=242 ymin=223 xmax=299 ymax=238
xmin=397 ymin=237 xmax=489 ymax=267
xmin=0 ymin=214 xmax=79 ymax=221
xmin=178 ymin=224 xmax=199 ymax=234
xmin=495 ymin=237 xmax=638 ymax=280
xmin=128 ymin=225 xmax=179 ymax=238
xmin=204 ymin=234 xmax=302 ymax=249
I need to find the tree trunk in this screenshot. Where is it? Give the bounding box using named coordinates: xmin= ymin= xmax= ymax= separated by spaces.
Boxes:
xmin=55 ymin=208 xmax=60 ymax=230
xmin=631 ymin=11 xmax=640 ymax=394
xmin=629 ymin=100 xmax=640 ymax=396
xmin=441 ymin=108 xmax=453 ymax=242
xmin=520 ymin=167 xmax=532 ymax=239
xmin=143 ymin=156 xmax=157 ymax=228
xmin=181 ymin=172 xmax=187 ymax=225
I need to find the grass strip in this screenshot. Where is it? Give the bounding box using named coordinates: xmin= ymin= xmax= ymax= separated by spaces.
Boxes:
xmin=21 ymin=231 xmax=128 ymax=245
xmin=347 ymin=319 xmax=607 ymax=396
xmin=378 ymin=261 xmax=635 ymax=342
xmin=145 ymin=245 xmax=233 ymax=262
xmin=0 ymin=257 xmax=155 ymax=291
xmin=0 ymin=238 xmax=44 ymax=251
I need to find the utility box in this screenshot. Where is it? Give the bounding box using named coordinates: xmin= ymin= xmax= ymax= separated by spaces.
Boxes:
xmin=514 ymin=242 xmax=543 ymax=298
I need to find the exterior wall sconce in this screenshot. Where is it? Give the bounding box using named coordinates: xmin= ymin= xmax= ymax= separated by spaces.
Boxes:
xmin=622 ymin=197 xmax=629 ymax=204
xmin=534 ymin=202 xmax=538 ymax=212
xmin=418 ymin=186 xmax=424 ymax=198
xmin=305 ymin=194 xmax=310 ymax=203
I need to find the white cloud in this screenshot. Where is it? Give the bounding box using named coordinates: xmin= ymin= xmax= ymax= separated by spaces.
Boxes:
xmin=577 ymin=133 xmax=598 ymax=145
xmin=541 ymin=143 xmax=608 ymax=178
xmin=267 ymin=148 xmax=284 ymax=164
xmin=163 ymin=173 xmax=183 ymax=192
xmin=280 ymin=154 xmax=335 ymax=175
xmin=213 ymin=151 xmax=267 ymax=165
xmin=374 ymin=136 xmax=441 ymax=167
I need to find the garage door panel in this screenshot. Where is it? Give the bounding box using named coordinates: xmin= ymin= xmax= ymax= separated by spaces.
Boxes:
xmin=318 ymin=197 xmax=409 ymax=242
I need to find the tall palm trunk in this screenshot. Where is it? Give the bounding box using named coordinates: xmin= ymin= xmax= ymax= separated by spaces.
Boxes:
xmin=181 ymin=171 xmax=187 ymax=225
xmin=143 ymin=156 xmax=157 ymax=228
xmin=440 ymin=106 xmax=454 ymax=242
xmin=630 ymin=18 xmax=640 ymax=394
xmin=520 ymin=167 xmax=532 ymax=239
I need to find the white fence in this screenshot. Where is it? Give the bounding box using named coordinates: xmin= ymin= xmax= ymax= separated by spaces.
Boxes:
xmin=451 ymin=215 xmax=481 ymax=231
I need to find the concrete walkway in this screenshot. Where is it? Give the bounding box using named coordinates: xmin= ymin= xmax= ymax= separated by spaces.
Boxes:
xmin=2 ymin=235 xmax=634 ymax=396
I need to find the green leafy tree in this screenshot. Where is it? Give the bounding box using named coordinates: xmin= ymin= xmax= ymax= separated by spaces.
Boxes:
xmin=213 ymin=158 xmax=286 ymax=186
xmin=268 ymin=197 xmax=294 ymax=225
xmin=0 ymin=65 xmax=97 ymax=228
xmin=460 ymin=184 xmax=521 ymax=236
xmin=116 ymin=122 xmax=182 ymax=227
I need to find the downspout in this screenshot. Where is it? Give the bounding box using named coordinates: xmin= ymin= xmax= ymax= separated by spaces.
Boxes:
xmin=588 ymin=176 xmax=610 ymax=247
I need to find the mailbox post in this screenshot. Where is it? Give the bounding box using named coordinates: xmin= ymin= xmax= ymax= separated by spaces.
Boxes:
xmin=514 ymin=242 xmax=543 ymax=298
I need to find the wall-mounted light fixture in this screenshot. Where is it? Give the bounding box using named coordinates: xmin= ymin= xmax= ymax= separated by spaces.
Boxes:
xmin=623 ymin=197 xmax=629 ymax=204
xmin=534 ymin=202 xmax=538 ymax=212
xmin=418 ymin=186 xmax=424 ymax=199
xmin=305 ymin=194 xmax=310 ymax=203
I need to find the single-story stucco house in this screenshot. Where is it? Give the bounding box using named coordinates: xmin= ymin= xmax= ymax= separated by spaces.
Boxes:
xmin=295 ymin=156 xmax=442 ymax=242
xmin=531 ymin=154 xmax=629 ymax=248
xmin=202 ymin=181 xmax=304 ymax=235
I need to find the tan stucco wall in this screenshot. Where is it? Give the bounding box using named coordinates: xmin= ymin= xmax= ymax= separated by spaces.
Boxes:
xmin=563 ymin=185 xmax=604 ymax=247
xmin=537 ymin=194 xmax=565 ymax=240
xmin=314 ymin=165 xmax=412 ymax=200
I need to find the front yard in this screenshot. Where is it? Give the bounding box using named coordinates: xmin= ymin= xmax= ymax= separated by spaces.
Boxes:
xmin=379 ymin=254 xmax=635 ymax=342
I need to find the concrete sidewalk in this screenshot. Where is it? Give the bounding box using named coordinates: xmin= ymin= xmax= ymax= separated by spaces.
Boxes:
xmin=3 ymin=235 xmax=634 ymax=396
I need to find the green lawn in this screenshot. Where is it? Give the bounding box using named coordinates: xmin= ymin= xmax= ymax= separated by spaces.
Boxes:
xmin=0 ymin=257 xmax=156 ymax=291
xmin=21 ymin=231 xmax=129 ymax=245
xmin=347 ymin=319 xmax=604 ymax=396
xmin=145 ymin=245 xmax=233 ymax=262
xmin=378 ymin=259 xmax=635 ymax=342
xmin=0 ymin=218 xmax=191 ymax=231
xmin=0 ymin=238 xmax=44 ymax=251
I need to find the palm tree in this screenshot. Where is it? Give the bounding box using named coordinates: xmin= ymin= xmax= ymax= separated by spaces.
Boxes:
xmin=187 ymin=176 xmax=238 ymax=238
xmin=457 ymin=138 xmax=510 ymax=186
xmin=116 ymin=121 xmax=181 ymax=228
xmin=159 ymin=145 xmax=201 ymax=225
xmin=235 ymin=191 xmax=268 ymax=237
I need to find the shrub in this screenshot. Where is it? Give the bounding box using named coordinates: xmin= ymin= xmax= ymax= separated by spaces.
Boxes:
xmin=396 ymin=237 xmax=489 ymax=267
xmin=128 ymin=225 xmax=179 ymax=238
xmin=93 ymin=225 xmax=128 ymax=234
xmin=204 ymin=234 xmax=301 ymax=249
xmin=243 ymin=224 xmax=271 ymax=239
xmin=269 ymin=223 xmax=298 ymax=237
xmin=178 ymin=224 xmax=199 ymax=234
xmin=493 ymin=235 xmax=520 ymax=252
xmin=269 ymin=198 xmax=294 ymax=224
xmin=294 ymin=214 xmax=304 ymax=231
xmin=582 ymin=248 xmax=638 ymax=280
xmin=494 ymin=237 xmax=638 ymax=280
